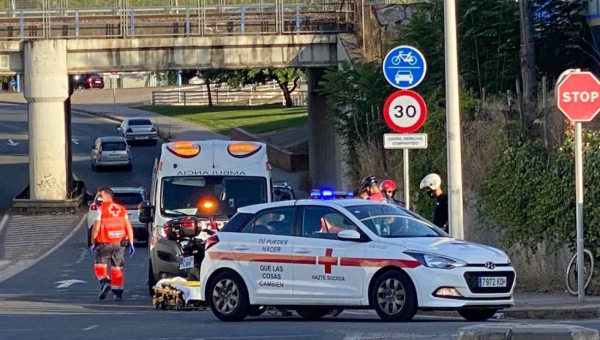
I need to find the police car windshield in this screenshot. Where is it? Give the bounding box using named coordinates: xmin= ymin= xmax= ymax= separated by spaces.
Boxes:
xmin=347 ymin=204 xmax=447 ymax=238
xmin=161 ymin=176 xmax=267 ymax=218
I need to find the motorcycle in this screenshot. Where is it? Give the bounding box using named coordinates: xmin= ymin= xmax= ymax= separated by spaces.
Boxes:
xmin=162 ymin=216 xmax=214 ymax=281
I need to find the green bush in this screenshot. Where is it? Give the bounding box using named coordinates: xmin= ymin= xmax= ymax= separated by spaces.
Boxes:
xmin=480 ymin=128 xmax=600 ymax=253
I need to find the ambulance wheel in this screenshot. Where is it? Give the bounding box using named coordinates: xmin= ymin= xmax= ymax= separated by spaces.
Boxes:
xmin=295 ymin=308 xmax=329 ymax=320
xmin=370 ymin=270 xmax=417 ymax=322
xmin=248 ymin=306 xmax=266 ymax=317
xmin=148 ymin=260 xmax=157 ymax=297
xmin=209 ymin=271 xmax=249 ymax=322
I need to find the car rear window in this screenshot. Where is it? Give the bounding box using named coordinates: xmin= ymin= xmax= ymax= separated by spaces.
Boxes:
xmin=129 ymin=119 xmax=152 ymax=126
xmin=113 ymin=193 xmax=144 ymax=209
xmin=91 ymin=73 xmax=103 ymax=77
xmin=102 ymin=142 xmax=127 ymax=151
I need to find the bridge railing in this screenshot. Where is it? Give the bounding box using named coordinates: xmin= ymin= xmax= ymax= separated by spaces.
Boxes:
xmin=0 ymin=1 xmax=354 ymax=40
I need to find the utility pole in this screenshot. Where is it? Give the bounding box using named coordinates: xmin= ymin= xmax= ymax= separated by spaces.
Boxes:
xmin=443 ymin=0 xmax=464 ymax=239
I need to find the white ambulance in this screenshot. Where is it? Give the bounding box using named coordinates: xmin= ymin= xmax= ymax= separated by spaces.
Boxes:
xmin=139 ymin=140 xmax=274 ymax=292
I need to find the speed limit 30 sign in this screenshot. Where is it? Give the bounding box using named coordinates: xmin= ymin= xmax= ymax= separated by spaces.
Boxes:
xmin=383 ymin=90 xmax=427 ymax=133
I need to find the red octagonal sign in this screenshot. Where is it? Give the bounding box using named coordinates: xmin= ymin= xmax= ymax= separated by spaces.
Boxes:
xmin=557 ymin=71 xmax=600 ymax=122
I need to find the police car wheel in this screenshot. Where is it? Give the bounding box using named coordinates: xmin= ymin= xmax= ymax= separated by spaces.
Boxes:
xmin=457 ymin=308 xmax=497 ymax=321
xmin=209 ymin=271 xmax=249 ymax=322
xmin=295 ymin=308 xmax=329 ymax=320
xmin=370 ymin=270 xmax=417 ymax=322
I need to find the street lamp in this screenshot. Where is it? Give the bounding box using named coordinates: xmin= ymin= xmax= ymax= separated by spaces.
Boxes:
xmin=444 ymin=0 xmax=465 ymax=239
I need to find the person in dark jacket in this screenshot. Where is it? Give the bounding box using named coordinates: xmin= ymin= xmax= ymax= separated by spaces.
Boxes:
xmin=419 ymin=173 xmax=448 ymax=232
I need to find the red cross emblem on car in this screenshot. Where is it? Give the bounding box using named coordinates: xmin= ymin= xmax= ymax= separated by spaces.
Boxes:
xmin=317 ymin=248 xmax=338 ymax=274
xmin=109 ymin=204 xmax=121 ymax=217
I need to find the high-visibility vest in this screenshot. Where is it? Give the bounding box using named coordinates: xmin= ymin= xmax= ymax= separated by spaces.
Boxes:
xmin=96 ymin=202 xmax=128 ymax=243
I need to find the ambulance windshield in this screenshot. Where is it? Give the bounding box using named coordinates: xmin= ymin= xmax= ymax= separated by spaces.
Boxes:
xmin=160 ymin=176 xmax=267 ymax=218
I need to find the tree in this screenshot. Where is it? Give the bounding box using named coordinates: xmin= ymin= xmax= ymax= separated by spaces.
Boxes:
xmin=199 ymin=70 xmax=230 ymax=107
xmin=519 ymin=0 xmax=538 ymax=125
xmin=224 ymin=68 xmax=305 ymax=107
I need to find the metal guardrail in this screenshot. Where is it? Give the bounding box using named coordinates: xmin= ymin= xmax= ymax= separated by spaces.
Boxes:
xmin=0 ymin=1 xmax=355 ymax=39
xmin=152 ymin=89 xmax=308 ymax=106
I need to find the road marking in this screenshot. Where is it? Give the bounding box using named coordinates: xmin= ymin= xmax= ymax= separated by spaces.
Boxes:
xmin=71 ymin=139 xmax=79 ymax=145
xmin=75 ymin=247 xmax=88 ymax=264
xmin=343 ymin=333 xmax=363 ymax=340
xmin=0 ymin=214 xmax=86 ymax=284
xmin=55 ymin=279 xmax=86 ymax=288
xmin=6 ymin=139 xmax=18 ymax=146
xmin=83 ymin=325 xmax=98 ymax=331
xmin=0 ymin=213 xmax=10 ymax=237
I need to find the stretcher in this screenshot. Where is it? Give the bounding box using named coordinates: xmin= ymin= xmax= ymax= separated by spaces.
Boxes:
xmin=152 ymin=277 xmax=208 ymax=311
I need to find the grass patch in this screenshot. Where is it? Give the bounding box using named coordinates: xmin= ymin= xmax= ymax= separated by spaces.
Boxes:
xmin=139 ymin=104 xmax=308 ymax=135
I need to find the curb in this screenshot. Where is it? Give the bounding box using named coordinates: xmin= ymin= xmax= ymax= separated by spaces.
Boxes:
xmin=421 ymin=307 xmax=600 ymax=320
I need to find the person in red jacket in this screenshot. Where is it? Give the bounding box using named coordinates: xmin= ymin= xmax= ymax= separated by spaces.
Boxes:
xmin=89 ymin=187 xmax=135 ymax=301
xmin=360 ymin=176 xmax=388 ymax=202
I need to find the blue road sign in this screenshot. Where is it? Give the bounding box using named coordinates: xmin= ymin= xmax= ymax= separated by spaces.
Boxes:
xmin=382 ymin=45 xmax=427 ymax=90
xmin=9 ymin=79 xmax=16 ymax=87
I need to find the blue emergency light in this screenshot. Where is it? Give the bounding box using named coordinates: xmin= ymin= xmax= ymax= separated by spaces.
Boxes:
xmin=310 ymin=188 xmax=354 ymax=200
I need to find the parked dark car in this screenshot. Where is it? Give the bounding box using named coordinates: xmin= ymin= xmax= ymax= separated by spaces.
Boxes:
xmin=73 ymin=73 xmax=104 ymax=90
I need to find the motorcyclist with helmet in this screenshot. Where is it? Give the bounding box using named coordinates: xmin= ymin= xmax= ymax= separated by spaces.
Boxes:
xmin=360 ymin=176 xmax=388 ymax=202
xmin=419 ymin=173 xmax=449 ymax=232
xmin=380 ymin=179 xmax=406 ymax=207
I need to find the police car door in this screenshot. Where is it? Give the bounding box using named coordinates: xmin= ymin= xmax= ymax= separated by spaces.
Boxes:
xmin=230 ymin=206 xmax=296 ymax=298
xmin=292 ymin=204 xmax=366 ymax=301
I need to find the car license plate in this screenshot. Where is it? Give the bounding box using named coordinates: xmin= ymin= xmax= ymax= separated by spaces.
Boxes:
xmin=95 ymin=80 xmax=101 ymax=83
xmin=108 ymin=154 xmax=119 ymax=157
xmin=478 ymin=276 xmax=507 ymax=287
xmin=136 ymin=136 xmax=149 ymax=140
xmin=179 ymin=256 xmax=194 ymax=270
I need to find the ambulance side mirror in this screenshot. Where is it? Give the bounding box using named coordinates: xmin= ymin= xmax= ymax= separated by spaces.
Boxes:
xmin=337 ymin=230 xmax=361 ymax=241
xmin=138 ymin=201 xmax=154 ymax=224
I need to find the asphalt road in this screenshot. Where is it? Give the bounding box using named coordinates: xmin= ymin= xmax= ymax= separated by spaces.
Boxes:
xmin=0 ymin=103 xmax=158 ymax=212
xmin=4 ymin=104 xmax=600 ymax=339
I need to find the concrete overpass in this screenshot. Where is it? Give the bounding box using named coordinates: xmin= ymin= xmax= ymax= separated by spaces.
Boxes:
xmin=0 ymin=2 xmax=358 ymax=204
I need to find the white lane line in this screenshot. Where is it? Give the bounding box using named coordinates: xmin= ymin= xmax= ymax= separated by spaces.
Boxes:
xmin=0 ymin=214 xmax=86 ymax=284
xmin=75 ymin=247 xmax=88 ymax=264
xmin=0 ymin=213 xmax=10 ymax=237
xmin=82 ymin=325 xmax=98 ymax=331
xmin=342 ymin=333 xmax=363 ymax=340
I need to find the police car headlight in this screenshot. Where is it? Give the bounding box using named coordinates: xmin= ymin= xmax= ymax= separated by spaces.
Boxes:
xmin=404 ymin=251 xmax=467 ymax=269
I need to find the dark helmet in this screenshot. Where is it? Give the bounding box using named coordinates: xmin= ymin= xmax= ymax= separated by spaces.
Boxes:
xmin=360 ymin=176 xmax=378 ymax=189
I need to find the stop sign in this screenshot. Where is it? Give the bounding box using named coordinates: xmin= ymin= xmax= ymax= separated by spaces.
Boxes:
xmin=557 ymin=71 xmax=600 ymax=122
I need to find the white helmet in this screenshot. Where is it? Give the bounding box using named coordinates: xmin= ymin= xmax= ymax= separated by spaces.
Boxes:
xmin=420 ymin=173 xmax=442 ymax=191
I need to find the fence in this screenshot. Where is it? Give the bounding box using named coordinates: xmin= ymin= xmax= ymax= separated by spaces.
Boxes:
xmin=0 ymin=0 xmax=355 ymax=39
xmin=151 ymin=88 xmax=308 ymax=106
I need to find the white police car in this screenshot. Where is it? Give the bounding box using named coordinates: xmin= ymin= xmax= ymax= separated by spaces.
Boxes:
xmin=199 ymin=189 xmax=515 ymax=322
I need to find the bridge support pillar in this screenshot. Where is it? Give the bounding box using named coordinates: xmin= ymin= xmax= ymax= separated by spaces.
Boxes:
xmin=307 ymin=68 xmax=346 ymax=189
xmin=23 ymin=40 xmax=69 ymax=201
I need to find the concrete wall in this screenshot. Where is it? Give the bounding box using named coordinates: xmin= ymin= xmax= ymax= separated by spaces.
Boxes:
xmin=230 ymin=127 xmax=308 ymax=172
xmin=0 ymin=35 xmax=342 ymax=74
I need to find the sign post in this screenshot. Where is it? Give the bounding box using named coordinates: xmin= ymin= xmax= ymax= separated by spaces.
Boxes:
xmin=382 ymin=90 xmax=428 ymax=209
xmin=382 ymin=46 xmax=427 ymax=209
xmin=556 ymin=69 xmax=600 ymax=302
xmin=110 ymin=71 xmax=119 ymax=104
